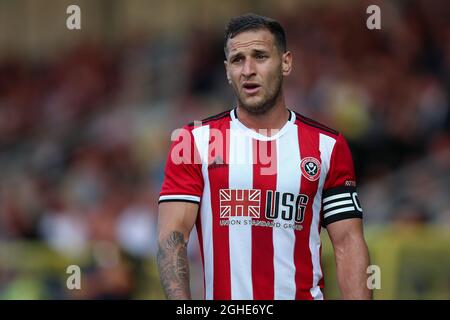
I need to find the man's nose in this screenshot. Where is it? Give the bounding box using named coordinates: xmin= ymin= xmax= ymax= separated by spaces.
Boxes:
xmin=242 ymin=58 xmax=256 ymax=77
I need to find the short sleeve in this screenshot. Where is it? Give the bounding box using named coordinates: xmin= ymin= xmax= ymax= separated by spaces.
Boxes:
xmin=159 ymin=126 xmax=204 ymax=204
xmin=322 ymin=134 xmax=363 ymax=226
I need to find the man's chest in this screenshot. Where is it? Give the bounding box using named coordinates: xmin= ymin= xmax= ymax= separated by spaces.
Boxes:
xmin=203 ymin=136 xmax=324 ymax=224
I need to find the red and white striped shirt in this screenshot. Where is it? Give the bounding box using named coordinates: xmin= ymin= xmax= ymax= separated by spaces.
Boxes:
xmin=159 ymin=108 xmax=363 ymax=300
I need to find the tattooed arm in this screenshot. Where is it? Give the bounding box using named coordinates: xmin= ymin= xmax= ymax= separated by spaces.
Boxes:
xmin=157 ymin=201 xmax=199 ymax=300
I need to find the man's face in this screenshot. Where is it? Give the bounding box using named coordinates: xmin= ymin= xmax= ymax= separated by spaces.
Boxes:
xmin=225 ymin=28 xmax=292 ymax=114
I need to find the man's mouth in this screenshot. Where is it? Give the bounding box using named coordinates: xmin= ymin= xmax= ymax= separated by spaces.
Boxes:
xmin=242 ymin=82 xmax=261 ymax=95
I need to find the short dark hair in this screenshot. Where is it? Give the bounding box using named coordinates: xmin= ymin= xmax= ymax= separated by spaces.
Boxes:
xmin=224 ymin=13 xmax=287 ymax=56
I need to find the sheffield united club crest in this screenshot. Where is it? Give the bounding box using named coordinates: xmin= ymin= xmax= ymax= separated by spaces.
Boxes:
xmin=301 ymin=157 xmax=321 ymax=181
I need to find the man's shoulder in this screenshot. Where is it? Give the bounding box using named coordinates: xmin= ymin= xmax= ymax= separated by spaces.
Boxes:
xmin=186 ymin=109 xmax=233 ymax=128
xmin=292 ymin=111 xmax=340 ymax=138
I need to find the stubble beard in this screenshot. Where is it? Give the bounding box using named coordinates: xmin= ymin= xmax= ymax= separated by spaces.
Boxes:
xmin=237 ymin=72 xmax=283 ymax=115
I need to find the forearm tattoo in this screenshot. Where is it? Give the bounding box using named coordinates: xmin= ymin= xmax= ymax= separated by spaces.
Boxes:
xmin=157 ymin=231 xmax=191 ymax=299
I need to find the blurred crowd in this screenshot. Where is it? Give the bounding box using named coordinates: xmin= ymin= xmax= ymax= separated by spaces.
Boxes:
xmin=0 ymin=0 xmax=449 ymax=298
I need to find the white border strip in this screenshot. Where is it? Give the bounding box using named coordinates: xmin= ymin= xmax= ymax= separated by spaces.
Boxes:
xmin=159 ymin=194 xmax=201 ymax=203
xmin=324 ymin=206 xmax=356 ymax=218
xmin=323 ymin=199 xmax=353 ymax=211
xmin=323 ymin=193 xmax=351 ymax=203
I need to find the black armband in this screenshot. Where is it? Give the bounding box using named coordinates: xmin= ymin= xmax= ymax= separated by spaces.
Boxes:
xmin=321 ymin=186 xmax=363 ymax=227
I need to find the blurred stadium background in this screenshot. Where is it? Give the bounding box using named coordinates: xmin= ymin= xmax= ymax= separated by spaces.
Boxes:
xmin=0 ymin=0 xmax=449 ymax=299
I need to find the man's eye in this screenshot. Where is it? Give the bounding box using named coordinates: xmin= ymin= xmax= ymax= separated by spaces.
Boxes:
xmin=232 ymin=57 xmax=243 ymax=63
xmin=256 ymin=54 xmax=267 ymax=60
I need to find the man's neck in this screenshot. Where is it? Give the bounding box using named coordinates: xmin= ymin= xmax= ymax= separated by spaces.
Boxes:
xmin=236 ymin=100 xmax=290 ymax=137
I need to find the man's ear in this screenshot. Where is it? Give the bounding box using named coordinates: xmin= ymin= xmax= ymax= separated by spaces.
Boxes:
xmin=224 ymin=60 xmax=231 ymax=84
xmin=281 ymin=51 xmax=292 ymax=76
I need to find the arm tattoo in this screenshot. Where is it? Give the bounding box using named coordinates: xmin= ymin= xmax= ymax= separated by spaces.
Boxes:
xmin=157 ymin=231 xmax=191 ymax=299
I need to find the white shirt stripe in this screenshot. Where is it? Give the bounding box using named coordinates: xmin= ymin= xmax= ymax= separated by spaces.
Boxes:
xmin=273 ymin=123 xmax=299 ymax=299
xmin=192 ymin=125 xmax=214 ymax=300
xmin=309 ymin=133 xmax=336 ymax=300
xmin=228 ymin=122 xmax=254 ymax=299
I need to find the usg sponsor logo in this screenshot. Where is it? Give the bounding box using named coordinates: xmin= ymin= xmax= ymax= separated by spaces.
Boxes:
xmin=219 ymin=189 xmax=309 ymax=228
